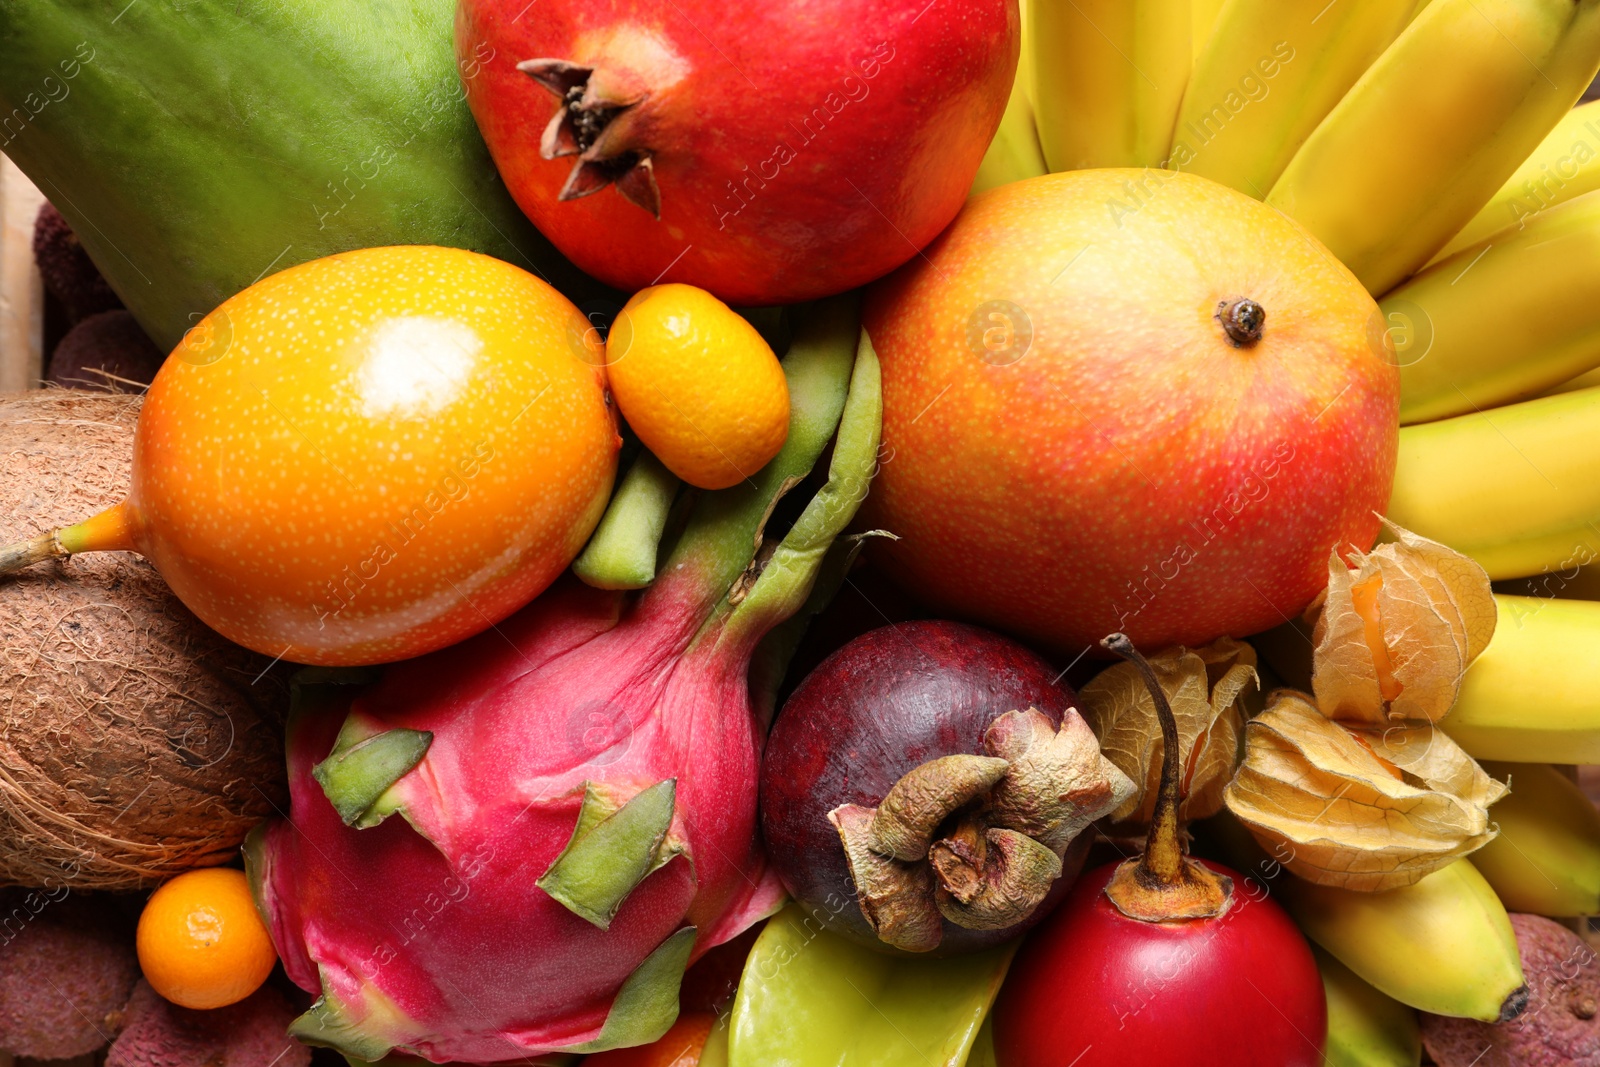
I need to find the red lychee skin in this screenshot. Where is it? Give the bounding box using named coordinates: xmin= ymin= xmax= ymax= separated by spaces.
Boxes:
xmin=861 ymin=171 xmax=1399 ymax=654
xmin=994 ymin=861 xmax=1327 ymax=1067
xmin=455 ymin=0 xmax=1017 ymax=305
xmin=1422 ymin=913 xmax=1600 ymax=1067
xmin=0 ymin=893 xmax=140 ymax=1060
xmin=105 ymin=980 xmax=311 ymax=1067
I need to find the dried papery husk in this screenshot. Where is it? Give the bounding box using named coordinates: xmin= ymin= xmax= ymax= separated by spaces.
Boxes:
xmin=1079 ymin=637 xmax=1257 ymax=827
xmin=828 ymin=707 xmax=1134 ymax=952
xmin=0 ymin=391 xmax=289 ymax=889
xmin=1223 ymin=690 xmax=1506 ymax=891
xmin=1311 ymin=519 xmax=1496 ymax=725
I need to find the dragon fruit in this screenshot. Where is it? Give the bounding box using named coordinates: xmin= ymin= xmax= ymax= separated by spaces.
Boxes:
xmin=245 ymin=298 xmax=880 ymax=1062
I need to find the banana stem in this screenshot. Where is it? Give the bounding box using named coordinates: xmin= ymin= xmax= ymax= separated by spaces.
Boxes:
xmin=0 ymin=502 xmax=137 ymax=577
xmin=572 ymin=450 xmax=681 ymax=590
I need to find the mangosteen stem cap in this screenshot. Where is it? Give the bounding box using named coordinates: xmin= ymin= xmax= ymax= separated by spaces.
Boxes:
xmin=1099 ymin=633 xmax=1232 ymax=923
xmin=828 ymin=706 xmax=1134 ymax=952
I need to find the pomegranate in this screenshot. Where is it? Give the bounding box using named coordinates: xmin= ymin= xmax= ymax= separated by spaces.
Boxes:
xmin=455 ymin=0 xmax=1018 ymax=305
xmin=994 ymin=635 xmax=1327 ymax=1067
xmin=760 ymin=620 xmax=1133 ymax=956
xmin=862 ymin=170 xmax=1399 ymax=654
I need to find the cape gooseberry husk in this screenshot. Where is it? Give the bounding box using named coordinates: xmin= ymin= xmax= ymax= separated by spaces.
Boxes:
xmin=1079 ymin=636 xmax=1257 ymax=830
xmin=1311 ymin=519 xmax=1497 ymax=725
xmin=1224 ymin=690 xmax=1506 ymax=891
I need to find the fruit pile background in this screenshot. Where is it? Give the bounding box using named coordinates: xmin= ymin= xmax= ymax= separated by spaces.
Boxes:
xmin=7 ymin=0 xmax=1600 ymax=1065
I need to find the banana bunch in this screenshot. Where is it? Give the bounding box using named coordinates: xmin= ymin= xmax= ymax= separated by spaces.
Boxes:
xmin=1441 ymin=596 xmax=1600 ymax=761
xmin=1387 ymin=190 xmax=1600 ymax=423
xmin=1471 ymin=761 xmax=1600 ymax=915
xmin=975 ymin=0 xmax=1600 ymax=325
xmin=1437 ymin=99 xmax=1600 ymax=260
xmin=1029 ymin=0 xmax=1191 ymax=170
xmin=1267 ymin=0 xmax=1600 ymax=295
xmin=1206 ymin=811 xmax=1525 ymax=1023
xmin=998 ymin=0 xmax=1600 ymax=1046
xmin=1387 ymin=390 xmax=1600 ymax=579
xmin=1172 ymin=0 xmax=1413 ymax=198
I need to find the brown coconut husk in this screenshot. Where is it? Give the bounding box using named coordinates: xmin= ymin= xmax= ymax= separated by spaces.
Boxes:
xmin=0 ymin=390 xmax=289 ymax=890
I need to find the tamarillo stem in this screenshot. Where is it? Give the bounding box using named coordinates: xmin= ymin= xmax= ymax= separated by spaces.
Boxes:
xmin=1099 ymin=632 xmax=1233 ymax=923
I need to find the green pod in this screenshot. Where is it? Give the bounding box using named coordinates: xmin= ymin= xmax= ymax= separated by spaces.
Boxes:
xmin=729 ymin=906 xmax=1012 ymax=1067
xmin=0 ymin=0 xmax=606 ymax=351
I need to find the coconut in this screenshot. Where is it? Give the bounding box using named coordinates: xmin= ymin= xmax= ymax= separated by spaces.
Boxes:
xmin=0 ymin=391 xmax=288 ymax=890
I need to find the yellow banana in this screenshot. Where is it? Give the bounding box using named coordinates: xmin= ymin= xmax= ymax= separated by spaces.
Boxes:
xmin=1266 ymin=0 xmax=1600 ymax=296
xmin=968 ymin=1017 xmax=997 ymax=1067
xmin=1280 ymin=860 xmax=1526 ymax=1022
xmin=1408 ymin=0 xmax=1438 ymax=21
xmin=1438 ymin=100 xmax=1600 ymax=260
xmin=1388 ymin=189 xmax=1600 ymax=423
xmin=1315 ymin=946 xmax=1423 ymax=1067
xmin=1386 ymin=385 xmax=1600 ymax=578
xmin=1547 ymin=366 xmax=1600 ymax=396
xmin=1444 ymin=596 xmax=1600 ymax=762
xmin=970 ymin=7 xmax=1048 ymax=197
xmin=1029 ymin=0 xmax=1191 ymax=170
xmin=1499 ymin=560 xmax=1600 ymax=598
xmin=1192 ymin=0 xmax=1226 ymax=59
xmin=1172 ymin=0 xmax=1412 ymax=198
xmin=1472 ymin=761 xmax=1600 ymax=916
xmin=1205 ymin=813 xmax=1525 ymax=1022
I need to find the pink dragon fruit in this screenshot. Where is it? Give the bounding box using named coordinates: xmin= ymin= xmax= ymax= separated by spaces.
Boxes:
xmin=246 ymin=299 xmax=880 ymax=1063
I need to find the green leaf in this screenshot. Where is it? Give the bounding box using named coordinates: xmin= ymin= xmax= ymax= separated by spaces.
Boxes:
xmin=559 ymin=926 xmax=699 ymax=1054
xmin=537 ymin=779 xmax=682 ymax=929
xmin=729 ymin=906 xmax=1015 ymax=1067
xmin=311 ymin=716 xmax=432 ymax=830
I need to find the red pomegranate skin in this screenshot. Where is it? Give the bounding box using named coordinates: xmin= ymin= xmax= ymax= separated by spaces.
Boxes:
xmin=455 ymin=0 xmax=1017 ymax=305
xmin=760 ymin=620 xmax=1088 ymax=956
xmin=996 ymin=860 xmax=1327 ymax=1067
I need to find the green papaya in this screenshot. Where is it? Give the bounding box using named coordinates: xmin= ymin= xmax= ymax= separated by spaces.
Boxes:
xmin=0 ymin=0 xmax=606 ymax=352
